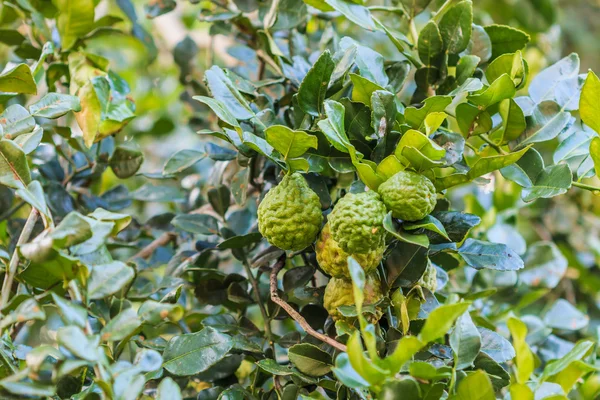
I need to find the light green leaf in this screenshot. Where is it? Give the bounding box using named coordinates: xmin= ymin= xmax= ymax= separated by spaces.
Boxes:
xmin=29 ymin=93 xmax=81 ymax=118
xmin=419 ymin=302 xmax=471 ymax=343
xmin=163 ymin=149 xmax=206 ymax=175
xmin=468 ymin=74 xmax=516 ymax=108
xmin=580 ymin=70 xmax=600 ymax=134
xmin=456 ymin=370 xmax=495 ymax=400
xmin=450 ymin=312 xmax=481 ymax=370
xmin=88 ymin=261 xmax=135 ymax=299
xmin=590 ymin=137 xmax=600 ymax=177
xmin=507 ymin=316 xmax=535 ymax=383
xmin=0 ymin=64 xmax=36 ymax=94
xmin=0 ymin=139 xmax=31 ymax=189
xmin=383 ymin=212 xmax=429 ymax=248
xmin=350 ymin=73 xmax=386 ymax=105
xmin=53 ymin=0 xmax=96 ymax=50
xmin=323 ymin=0 xmax=376 ymax=31
xmin=405 ymin=95 xmax=452 ymax=129
xmin=265 ymin=125 xmax=318 ymax=159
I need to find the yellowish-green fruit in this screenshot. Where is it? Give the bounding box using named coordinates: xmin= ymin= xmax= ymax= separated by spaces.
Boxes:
xmin=316 ymin=223 xmax=383 ymax=279
xmin=328 ymin=191 xmax=387 ymax=254
xmin=257 ymin=173 xmax=323 ymax=251
xmin=323 ymin=275 xmax=383 ymax=322
xmin=378 ymin=170 xmax=437 ymax=221
xmin=418 ymin=262 xmax=437 ymax=292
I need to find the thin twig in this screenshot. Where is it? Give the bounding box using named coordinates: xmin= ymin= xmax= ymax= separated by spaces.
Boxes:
xmin=269 ymin=256 xmax=347 ymax=352
xmin=129 ymin=232 xmax=177 ymax=261
xmin=480 ymin=134 xmax=508 ymax=155
xmin=572 ymin=181 xmax=600 ymax=192
xmin=1 ymin=208 xmax=39 ymax=308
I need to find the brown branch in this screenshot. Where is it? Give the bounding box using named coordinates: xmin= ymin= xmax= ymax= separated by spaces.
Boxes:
xmin=269 ymin=256 xmax=347 ymax=352
xmin=129 ymin=232 xmax=177 ymax=261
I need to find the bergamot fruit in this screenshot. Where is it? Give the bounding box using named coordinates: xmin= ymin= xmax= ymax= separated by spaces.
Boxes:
xmin=378 ymin=170 xmax=437 ymax=221
xmin=328 ymin=191 xmax=387 ymax=254
xmin=417 ymin=262 xmax=437 ymax=292
xmin=323 ymin=275 xmax=384 ymax=322
xmin=316 ymin=222 xmax=383 ymax=279
xmin=257 ymin=173 xmax=323 ymax=251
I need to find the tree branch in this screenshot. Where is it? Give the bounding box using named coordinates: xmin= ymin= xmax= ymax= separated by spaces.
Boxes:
xmin=129 ymin=232 xmax=177 ymax=261
xmin=1 ymin=208 xmax=39 ymax=308
xmin=269 ymin=255 xmax=347 ymax=352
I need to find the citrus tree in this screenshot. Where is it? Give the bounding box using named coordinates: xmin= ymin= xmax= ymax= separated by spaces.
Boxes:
xmin=0 ymin=0 xmax=599 ymax=399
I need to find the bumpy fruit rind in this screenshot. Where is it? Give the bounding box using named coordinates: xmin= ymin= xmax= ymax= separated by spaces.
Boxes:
xmin=417 ymin=262 xmax=437 ymax=292
xmin=316 ymin=223 xmax=383 ymax=279
xmin=378 ymin=170 xmax=437 ymax=221
xmin=323 ymin=275 xmax=384 ymax=322
xmin=257 ymin=173 xmax=323 ymax=251
xmin=328 ymin=191 xmax=387 ymax=254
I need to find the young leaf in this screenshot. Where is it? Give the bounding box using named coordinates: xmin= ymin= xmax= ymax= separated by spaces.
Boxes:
xmin=265 ymin=125 xmax=318 ymax=159
xmin=580 ymin=70 xmax=600 ymax=134
xmin=418 ymin=302 xmax=471 ymax=343
xmin=507 ymin=317 xmax=535 ymax=384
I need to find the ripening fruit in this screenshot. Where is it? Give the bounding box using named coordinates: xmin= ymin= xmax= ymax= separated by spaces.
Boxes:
xmin=378 ymin=170 xmax=437 ymax=221
xmin=315 ymin=222 xmax=383 ymax=279
xmin=328 ymin=191 xmax=387 ymax=254
xmin=417 ymin=262 xmax=438 ymax=293
xmin=323 ymin=275 xmax=384 ymax=322
xmin=257 ymin=173 xmax=323 ymax=251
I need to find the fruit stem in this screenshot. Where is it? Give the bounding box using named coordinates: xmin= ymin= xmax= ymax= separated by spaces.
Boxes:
xmin=269 ymin=255 xmax=348 ymax=352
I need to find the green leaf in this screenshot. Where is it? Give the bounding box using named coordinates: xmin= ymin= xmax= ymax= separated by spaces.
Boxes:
xmin=507 ymin=317 xmax=535 ymax=383
xmin=350 ymin=73 xmax=386 ymax=105
xmin=0 ymin=64 xmax=36 ymax=94
xmin=51 ymin=293 xmax=87 ymax=329
xmin=75 ymin=80 xmax=102 ymax=148
xmin=543 ymin=299 xmax=589 ymax=331
xmin=520 ymin=242 xmax=568 ymax=289
xmin=529 ymin=53 xmax=580 ymax=110
xmin=16 ymin=181 xmax=51 ymax=222
xmin=204 ymin=66 xmax=255 ymax=120
xmin=0 ymin=298 xmax=46 ymax=330
xmin=405 ymin=95 xmax=452 ymax=129
xmin=450 ymin=311 xmax=481 ymax=370
xmin=541 ymin=340 xmax=594 ymax=381
xmin=456 ymin=370 xmax=495 ymax=400
xmin=163 ymin=149 xmax=206 ymax=175
xmin=403 ymin=215 xmax=450 ymax=240
xmin=419 ymin=302 xmax=471 ymax=343
xmin=346 ymin=331 xmax=388 ymax=385
xmin=580 ymin=70 xmax=600 ymax=134
xmin=0 ymin=104 xmax=35 ymax=138
xmin=297 ymin=51 xmax=335 ymax=116
xmin=383 ymin=212 xmax=429 ymax=248
xmin=139 ymin=300 xmax=184 ymax=324
xmin=163 ymin=327 xmax=233 ymax=376
xmin=288 ymin=344 xmax=333 ymax=377
xmin=590 ymin=137 xmax=600 ymax=177
xmin=467 ymin=74 xmax=516 ymax=108
xmin=193 ymin=96 xmax=240 ymax=129
xmin=156 ymin=377 xmax=182 ymax=400
xmin=522 ymin=163 xmax=572 ymax=202
xmin=101 ymin=308 xmax=142 ymax=342
xmin=456 ymin=55 xmax=480 ymax=85
xmin=54 ymin=0 xmax=96 ymax=50
xmin=499 ymin=98 xmax=526 ymax=142
xmin=57 ymin=326 xmax=98 ymax=362
xmin=483 ymin=24 xmax=530 ymax=60
xmin=109 ymin=144 xmax=144 ymax=179
xmin=172 ymin=213 xmax=220 ymax=235
xmin=0 ymin=139 xmax=31 ymax=189
xmin=332 ymin=353 xmax=370 ymax=389
xmin=29 ymin=93 xmax=81 ymax=118
xmin=438 ymin=0 xmax=473 ymax=54
xmin=265 ymin=125 xmax=318 ymax=159
xmin=399 ymin=0 xmax=433 ymax=15
xmin=485 ymin=51 xmax=526 ymax=88
xmin=458 ymin=238 xmax=524 ymax=271
xmin=323 ymin=0 xmax=376 ymax=31
xmin=418 ymin=21 xmax=444 ymax=65
xmin=50 ymin=212 xmax=92 ymax=248
xmin=88 ymin=261 xmax=135 ymax=299
xmin=382 ymin=335 xmax=424 ymax=374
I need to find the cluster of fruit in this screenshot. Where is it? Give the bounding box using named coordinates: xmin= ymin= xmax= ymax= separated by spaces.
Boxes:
xmin=257 ymin=170 xmax=438 ymax=322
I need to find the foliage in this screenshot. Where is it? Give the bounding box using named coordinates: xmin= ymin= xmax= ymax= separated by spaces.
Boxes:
xmin=0 ymin=0 xmax=600 ymax=399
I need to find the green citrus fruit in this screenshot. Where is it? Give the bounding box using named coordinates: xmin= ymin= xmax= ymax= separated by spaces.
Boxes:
xmin=418 ymin=262 xmax=437 ymax=292
xmin=328 ymin=191 xmax=387 ymax=254
xmin=378 ymin=170 xmax=437 ymax=221
xmin=257 ymin=173 xmax=323 ymax=251
xmin=323 ymin=275 xmax=384 ymax=322
xmin=315 ymin=222 xmax=384 ymax=279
